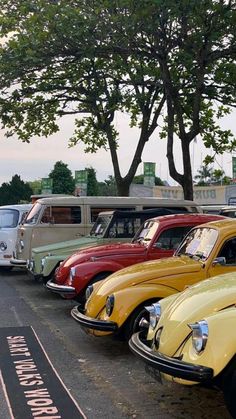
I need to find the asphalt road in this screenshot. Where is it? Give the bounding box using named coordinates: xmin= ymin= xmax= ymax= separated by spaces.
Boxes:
xmin=0 ymin=268 xmax=232 ymax=419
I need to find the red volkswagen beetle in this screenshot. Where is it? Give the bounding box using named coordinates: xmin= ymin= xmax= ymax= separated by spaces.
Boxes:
xmin=46 ymin=213 xmax=225 ymax=300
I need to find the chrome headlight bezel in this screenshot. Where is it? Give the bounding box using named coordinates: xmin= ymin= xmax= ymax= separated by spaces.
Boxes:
xmin=188 ymin=320 xmax=209 ymax=354
xmin=145 ymin=302 xmax=162 ymax=329
xmin=85 ymin=285 xmax=94 ymax=301
xmin=69 ymin=266 xmax=76 ymax=284
xmin=106 ymin=295 xmax=115 ymax=317
xmin=41 ymin=257 xmax=47 ymax=271
xmin=0 ymin=241 xmax=7 ymax=252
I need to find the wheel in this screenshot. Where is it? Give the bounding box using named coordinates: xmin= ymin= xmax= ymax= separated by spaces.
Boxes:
xmin=76 ymin=272 xmax=111 ymax=303
xmin=221 ymin=359 xmax=236 ymax=418
xmin=122 ymin=302 xmax=152 ymax=341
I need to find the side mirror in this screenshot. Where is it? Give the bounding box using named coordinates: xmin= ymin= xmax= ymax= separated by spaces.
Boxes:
xmin=212 ymin=256 xmax=226 ymax=266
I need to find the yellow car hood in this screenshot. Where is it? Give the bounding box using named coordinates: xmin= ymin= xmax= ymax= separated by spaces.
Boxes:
xmin=158 ymin=272 xmax=236 ymax=356
xmin=87 ymin=255 xmax=202 ymax=313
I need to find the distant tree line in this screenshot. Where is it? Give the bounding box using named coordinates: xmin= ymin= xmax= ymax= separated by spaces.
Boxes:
xmin=0 ymin=160 xmax=231 ymax=206
xmin=1 ymin=161 xmax=162 ymax=205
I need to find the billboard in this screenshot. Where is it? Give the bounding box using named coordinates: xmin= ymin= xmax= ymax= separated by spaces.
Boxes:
xmin=74 ymin=170 xmax=88 ymax=196
xmin=143 ymin=162 xmax=156 ymax=186
xmin=41 ymin=178 xmax=53 ymax=194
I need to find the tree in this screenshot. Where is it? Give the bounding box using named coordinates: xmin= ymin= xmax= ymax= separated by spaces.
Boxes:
xmin=48 ymin=161 xmax=75 ymax=194
xmin=0 ymin=1 xmax=236 ymax=199
xmin=98 ymin=176 xmax=118 ymax=196
xmin=194 ymin=164 xmax=214 ymax=186
xmin=28 ymin=179 xmax=42 ymax=195
xmin=194 ymin=164 xmax=232 ymax=185
xmin=0 ymin=175 xmax=32 ymax=205
xmin=127 ymin=0 xmax=236 ymax=199
xmin=0 ymin=0 xmax=164 ymax=196
xmin=133 ymin=174 xmax=164 ymax=186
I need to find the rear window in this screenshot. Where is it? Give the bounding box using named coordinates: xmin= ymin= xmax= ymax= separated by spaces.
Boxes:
xmin=0 ymin=209 xmax=19 ymax=228
xmin=90 ymin=207 xmax=135 ymax=223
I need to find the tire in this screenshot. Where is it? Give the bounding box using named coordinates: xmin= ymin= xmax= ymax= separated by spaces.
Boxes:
xmin=122 ymin=302 xmax=153 ymax=341
xmin=76 ymin=272 xmax=111 ymax=303
xmin=221 ymin=359 xmax=236 ymax=418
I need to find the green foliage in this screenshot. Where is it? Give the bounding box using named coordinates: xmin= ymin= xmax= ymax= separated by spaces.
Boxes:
xmin=48 ymin=161 xmax=75 ymax=194
xmin=133 ymin=174 xmax=164 ymax=186
xmin=0 ymin=174 xmax=33 ymax=205
xmin=97 ymin=176 xmax=118 ymax=196
xmin=0 ymin=1 xmax=236 ymax=198
xmin=27 ymin=179 xmax=42 ymax=194
xmin=194 ymin=163 xmax=231 ymax=186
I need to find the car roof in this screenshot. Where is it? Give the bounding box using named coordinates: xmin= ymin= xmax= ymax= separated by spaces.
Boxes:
xmin=142 ymin=213 xmax=225 ymax=225
xmin=0 ymin=204 xmax=32 ymax=211
xmin=196 ymin=217 xmax=236 ymax=231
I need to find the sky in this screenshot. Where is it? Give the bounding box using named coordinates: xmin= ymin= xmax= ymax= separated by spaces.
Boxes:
xmin=0 ymin=110 xmax=235 ymax=187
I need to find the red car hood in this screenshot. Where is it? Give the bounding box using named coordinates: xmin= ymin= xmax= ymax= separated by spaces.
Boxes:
xmin=55 ymin=242 xmax=145 ymax=283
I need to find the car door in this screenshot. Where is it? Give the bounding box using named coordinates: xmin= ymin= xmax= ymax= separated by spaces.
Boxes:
xmin=207 ymin=236 xmax=236 ymax=278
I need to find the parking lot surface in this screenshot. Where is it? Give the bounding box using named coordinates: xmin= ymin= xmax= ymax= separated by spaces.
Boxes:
xmin=0 ymin=268 xmax=231 ymax=419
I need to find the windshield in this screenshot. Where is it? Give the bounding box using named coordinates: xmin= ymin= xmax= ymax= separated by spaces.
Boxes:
xmin=24 ymin=203 xmax=42 ymax=225
xmin=176 ymin=227 xmax=218 ymax=260
xmin=132 ymin=220 xmax=159 ymax=246
xmin=89 ymin=214 xmax=112 ymax=237
xmin=0 ymin=209 xmax=19 ymax=228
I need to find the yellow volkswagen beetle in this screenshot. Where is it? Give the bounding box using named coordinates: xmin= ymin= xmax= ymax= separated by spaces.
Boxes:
xmin=129 ymin=271 xmax=236 ymax=418
xmin=71 ymin=219 xmax=236 ymax=340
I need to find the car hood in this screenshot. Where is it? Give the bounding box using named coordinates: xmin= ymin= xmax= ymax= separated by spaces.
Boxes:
xmin=32 ymin=235 xmax=100 ymax=255
xmin=86 ymin=256 xmax=202 ymax=311
xmin=158 ymin=272 xmax=236 ymax=355
xmin=62 ymin=242 xmax=146 ymax=267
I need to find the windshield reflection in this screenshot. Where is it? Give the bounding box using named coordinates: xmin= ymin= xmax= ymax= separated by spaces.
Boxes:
xmin=89 ymin=215 xmax=112 ymax=237
xmin=176 ymin=227 xmax=218 ymax=260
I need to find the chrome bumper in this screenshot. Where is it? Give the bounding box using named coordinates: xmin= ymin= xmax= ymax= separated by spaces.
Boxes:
xmin=46 ymin=279 xmax=76 ymax=295
xmin=71 ymin=305 xmax=118 ymax=332
xmin=10 ymin=258 xmax=27 ymax=267
xmin=129 ymin=332 xmax=213 ymax=383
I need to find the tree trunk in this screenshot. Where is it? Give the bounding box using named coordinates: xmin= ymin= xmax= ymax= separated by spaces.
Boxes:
xmin=181 ymin=140 xmax=194 ymax=201
xmin=116 ymin=179 xmax=130 ymax=196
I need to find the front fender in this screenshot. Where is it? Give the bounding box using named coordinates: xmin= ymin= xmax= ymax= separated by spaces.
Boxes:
xmin=43 ymin=255 xmax=66 ymax=277
xmin=179 ymin=307 xmax=236 ymax=380
xmin=100 ymin=283 xmax=179 ymax=328
xmin=72 ymin=260 xmax=125 ymax=291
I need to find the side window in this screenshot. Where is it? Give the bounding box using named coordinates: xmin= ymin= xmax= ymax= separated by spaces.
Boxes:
xmin=108 ymin=217 xmax=144 ymax=239
xmin=41 ymin=206 xmax=81 ymax=224
xmin=218 ymin=238 xmax=236 ymax=265
xmin=154 ymin=226 xmax=191 ymax=250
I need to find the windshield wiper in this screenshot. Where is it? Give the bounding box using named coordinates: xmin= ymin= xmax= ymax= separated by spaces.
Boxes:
xmin=177 ymin=252 xmax=194 ymax=258
xmin=192 ymin=251 xmax=206 ymax=261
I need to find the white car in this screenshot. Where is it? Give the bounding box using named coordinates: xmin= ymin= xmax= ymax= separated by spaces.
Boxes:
xmin=0 ymin=204 xmax=32 ymax=268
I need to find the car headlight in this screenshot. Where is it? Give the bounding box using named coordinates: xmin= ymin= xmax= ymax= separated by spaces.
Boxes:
xmin=85 ymin=285 xmax=94 ymax=301
xmin=27 ymin=259 xmax=34 ymax=272
xmin=20 ymin=239 xmax=24 ymax=251
xmin=145 ymin=302 xmax=162 ymax=329
xmin=106 ymin=295 xmax=115 ymax=316
xmin=188 ymin=320 xmax=209 ymax=353
xmin=69 ymin=267 xmax=76 ymax=285
xmin=41 ymin=257 xmax=47 ymax=271
xmin=0 ymin=242 xmax=7 ymax=251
